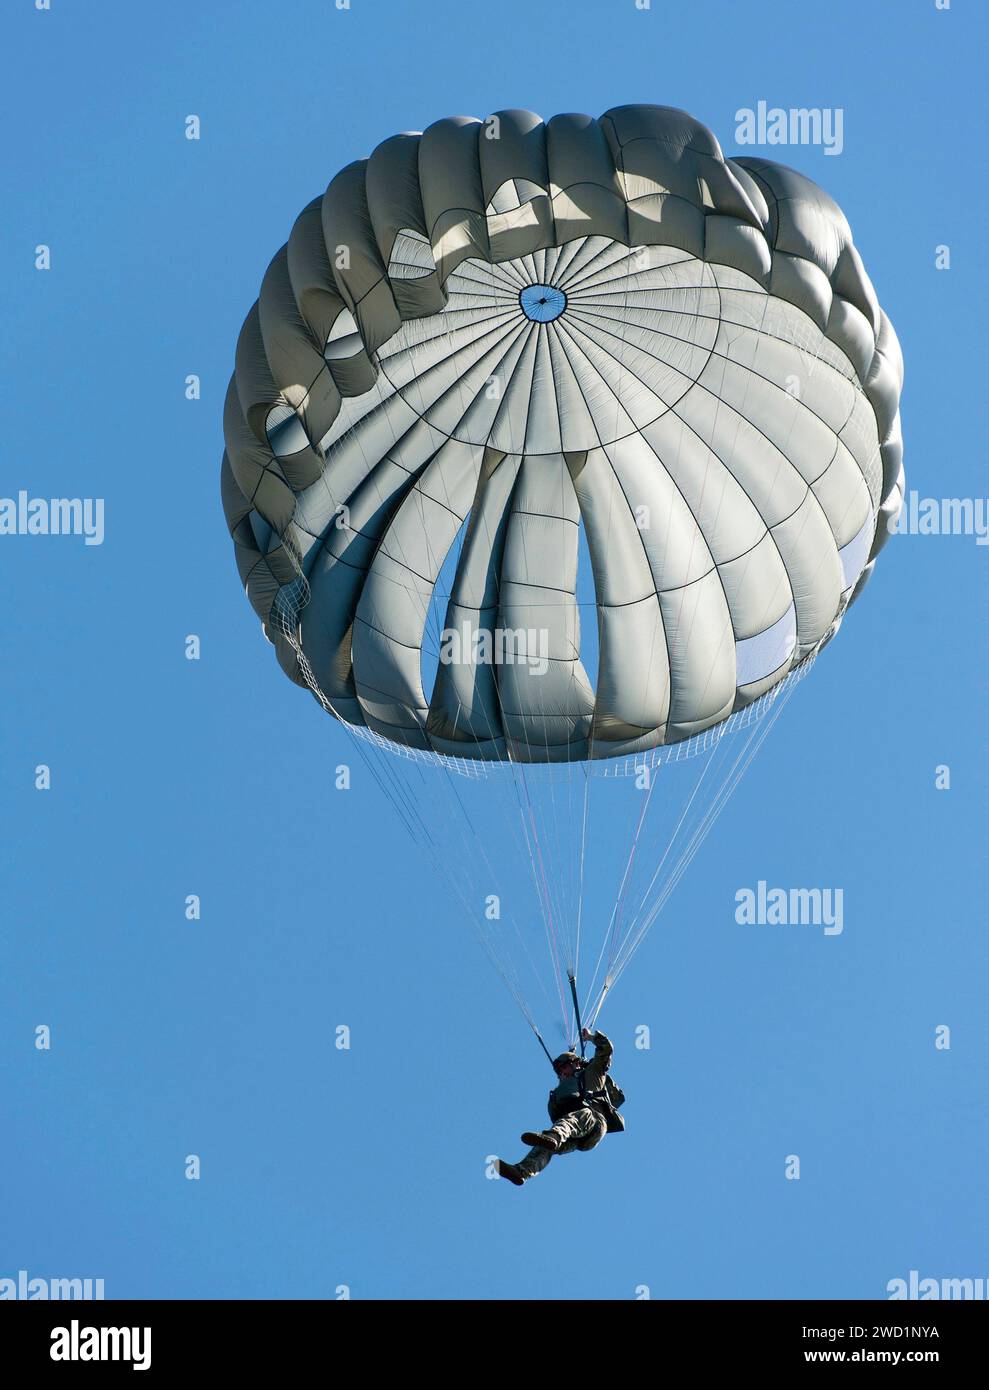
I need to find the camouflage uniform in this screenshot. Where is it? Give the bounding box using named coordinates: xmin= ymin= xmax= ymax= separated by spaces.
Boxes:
xmin=517 ymin=1031 xmax=613 ymax=1180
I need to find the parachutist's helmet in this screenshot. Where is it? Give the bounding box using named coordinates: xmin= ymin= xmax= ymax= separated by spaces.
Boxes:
xmin=553 ymin=1052 xmax=581 ymax=1075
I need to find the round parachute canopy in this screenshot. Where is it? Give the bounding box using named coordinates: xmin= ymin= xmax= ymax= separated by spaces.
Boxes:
xmin=221 ymin=105 xmax=905 ymax=765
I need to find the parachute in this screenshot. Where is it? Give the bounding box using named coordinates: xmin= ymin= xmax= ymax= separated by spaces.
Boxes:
xmin=221 ymin=106 xmax=904 ymax=1052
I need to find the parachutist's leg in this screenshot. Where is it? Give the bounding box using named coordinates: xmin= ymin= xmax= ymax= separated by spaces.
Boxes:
xmin=515 ymin=1109 xmax=607 ymax=1179
xmin=541 ymin=1107 xmax=602 ymax=1152
xmin=500 ymin=1108 xmax=609 ymax=1184
xmin=496 ymin=1160 xmax=526 ymax=1186
xmin=575 ymin=1113 xmax=608 ymax=1152
xmin=517 ymin=1143 xmax=553 ymax=1179
xmin=521 ymin=1130 xmax=558 ymax=1151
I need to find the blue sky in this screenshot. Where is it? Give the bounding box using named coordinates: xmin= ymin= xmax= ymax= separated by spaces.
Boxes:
xmin=2 ymin=0 xmax=986 ymax=1300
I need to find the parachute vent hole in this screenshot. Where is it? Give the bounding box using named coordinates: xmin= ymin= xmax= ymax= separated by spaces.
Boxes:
xmin=519 ymin=283 xmax=567 ymax=323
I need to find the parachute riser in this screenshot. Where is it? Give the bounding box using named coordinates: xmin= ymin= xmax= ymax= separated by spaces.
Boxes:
xmin=533 ymin=1027 xmax=557 ymax=1072
xmin=568 ymin=973 xmax=586 ymax=1058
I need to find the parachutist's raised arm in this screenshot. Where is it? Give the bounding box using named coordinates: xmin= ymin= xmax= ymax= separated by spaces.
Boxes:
xmin=583 ymin=1031 xmax=613 ymax=1091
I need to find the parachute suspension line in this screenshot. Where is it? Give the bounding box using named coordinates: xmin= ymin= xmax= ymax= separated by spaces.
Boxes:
xmin=402 ymin=733 xmax=546 ymax=1035
xmin=533 ymin=1026 xmax=557 ymax=1071
xmin=573 ymin=760 xmax=592 ymax=988
xmin=584 ymin=733 xmax=753 ymax=1028
xmin=589 ymin=674 xmax=801 ymax=1023
xmin=348 ymin=738 xmax=536 ymax=1028
xmin=645 ymin=681 xmax=796 ymax=936
xmin=375 ymin=787 xmax=546 ymax=1044
xmin=381 ymin=745 xmax=542 ymax=1034
xmin=565 ymin=737 xmax=578 ymax=974
xmin=543 ymin=730 xmax=567 ymax=958
xmin=447 ymin=683 xmax=566 ymax=1032
xmin=514 ymin=760 xmax=572 ymax=1040
xmin=271 ymin=580 xmax=437 ymax=857
xmin=582 ymin=754 xmax=661 ymax=1019
xmin=584 ymin=670 xmax=811 ymax=1031
xmin=603 ymin=735 xmax=721 ymax=984
xmin=275 ymin=569 xmax=549 ymax=1039
xmin=623 ymin=678 xmax=797 ymax=959
xmin=420 ymin=715 xmax=563 ymax=1034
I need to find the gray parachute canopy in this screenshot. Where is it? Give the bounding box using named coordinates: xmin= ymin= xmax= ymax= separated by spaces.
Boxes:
xmin=221 ymin=105 xmax=904 ymax=764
